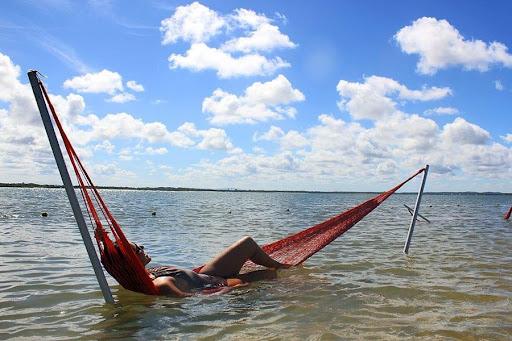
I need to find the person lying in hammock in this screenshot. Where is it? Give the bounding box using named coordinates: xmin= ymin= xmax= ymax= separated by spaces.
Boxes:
xmin=129 ymin=236 xmax=290 ymax=297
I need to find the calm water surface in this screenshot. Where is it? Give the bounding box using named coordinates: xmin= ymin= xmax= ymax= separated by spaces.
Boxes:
xmin=0 ymin=188 xmax=511 ymax=340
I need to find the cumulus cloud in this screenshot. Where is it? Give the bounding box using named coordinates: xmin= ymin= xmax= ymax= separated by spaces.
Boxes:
xmin=202 ymin=74 xmax=304 ymax=125
xmin=222 ymin=9 xmax=296 ymax=53
xmin=145 ymin=146 xmax=168 ymax=155
xmin=441 ymin=117 xmax=490 ymax=145
xmin=424 ymin=106 xmax=459 ymax=116
xmin=63 ymin=69 xmax=123 ymax=94
xmin=179 ymin=108 xmax=510 ymax=190
xmin=1 ymin=51 xmax=510 ymax=190
xmin=0 ymin=51 xmax=237 ymax=184
xmin=126 ymin=80 xmax=144 ymax=92
xmin=160 ymin=2 xmax=295 ymax=78
xmin=108 ymin=92 xmax=135 ymax=103
xmin=502 ymin=134 xmax=512 ymax=143
xmin=94 ymin=140 xmax=115 ymax=153
xmin=395 ymin=17 xmax=512 ymax=74
xmin=337 ymin=75 xmax=451 ymax=120
xmin=280 ymin=130 xmax=309 ymax=150
xmin=254 ymin=125 xmax=285 ymax=141
xmin=254 ymin=126 xmax=308 ymax=150
xmin=63 ymin=70 xmax=144 ymax=103
xmin=168 ymin=43 xmax=290 ymax=78
xmin=160 ymin=1 xmax=225 ymax=44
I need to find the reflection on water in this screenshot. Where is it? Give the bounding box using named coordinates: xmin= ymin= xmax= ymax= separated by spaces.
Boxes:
xmin=0 ymin=188 xmax=511 ymax=339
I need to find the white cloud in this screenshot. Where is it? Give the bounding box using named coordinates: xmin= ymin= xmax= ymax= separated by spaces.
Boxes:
xmin=126 ymin=80 xmax=144 ymax=92
xmin=118 ymin=148 xmax=133 ymax=160
xmin=160 ymin=1 xmax=225 ymax=44
xmin=501 ymin=134 xmax=512 ymax=143
xmin=196 ymin=128 xmax=234 ymax=150
xmin=1 ymin=51 xmax=510 ymax=190
xmin=161 ymin=3 xmax=295 ymax=78
xmin=424 ymin=106 xmax=459 ymax=116
xmin=63 ymin=69 xmax=123 ymax=94
xmin=395 ymin=17 xmax=512 ymax=74
xmin=202 ymin=74 xmax=304 ymax=125
xmin=64 ymin=70 xmax=144 ymax=103
xmin=254 ymin=125 xmax=284 ymax=141
xmin=441 ymin=117 xmax=490 ymax=145
xmin=495 ymin=80 xmax=504 ymax=91
xmin=280 ymin=130 xmax=309 ymax=150
xmin=337 ymin=75 xmax=451 ymax=120
xmin=168 ymin=43 xmax=289 ymax=78
xmin=0 ymin=52 xmax=236 ymax=185
xmin=222 ymin=9 xmax=296 ymax=53
xmin=254 ymin=126 xmax=308 ymax=150
xmin=92 ymin=162 xmax=136 ymax=180
xmin=108 ymin=92 xmax=136 ymax=103
xmin=145 ymin=146 xmax=168 ymax=155
xmin=77 ymin=114 xmax=236 ymax=152
xmin=94 ymin=140 xmax=115 ymax=153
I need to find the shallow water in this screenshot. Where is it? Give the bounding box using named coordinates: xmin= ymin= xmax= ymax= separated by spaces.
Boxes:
xmin=0 ymin=187 xmax=511 ymax=340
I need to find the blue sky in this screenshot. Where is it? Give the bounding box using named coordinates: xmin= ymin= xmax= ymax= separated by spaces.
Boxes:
xmin=0 ymin=0 xmax=511 ymax=192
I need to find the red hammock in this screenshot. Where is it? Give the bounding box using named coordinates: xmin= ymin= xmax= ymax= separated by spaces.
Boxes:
xmin=39 ymin=80 xmax=424 ymax=295
xmin=505 ymin=206 xmax=512 ymax=220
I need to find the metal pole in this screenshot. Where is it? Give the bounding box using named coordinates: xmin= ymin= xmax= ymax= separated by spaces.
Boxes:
xmin=403 ymin=164 xmax=429 ymax=254
xmin=27 ymin=70 xmax=114 ymax=304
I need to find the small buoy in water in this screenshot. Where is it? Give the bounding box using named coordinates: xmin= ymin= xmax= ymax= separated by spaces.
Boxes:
xmin=286 ymin=208 xmax=290 ymax=212
xmin=151 ymin=211 xmax=156 ymax=216
xmin=228 ymin=210 xmax=232 ymax=214
xmin=41 ymin=212 xmax=48 ymax=217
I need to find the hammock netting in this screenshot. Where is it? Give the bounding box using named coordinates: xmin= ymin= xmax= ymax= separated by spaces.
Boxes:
xmin=39 ymin=80 xmax=425 ymax=295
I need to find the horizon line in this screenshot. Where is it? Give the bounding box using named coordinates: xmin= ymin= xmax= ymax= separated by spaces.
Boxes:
xmin=1 ymin=182 xmax=511 ymax=195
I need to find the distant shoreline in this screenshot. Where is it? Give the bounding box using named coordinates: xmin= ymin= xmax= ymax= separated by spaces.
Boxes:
xmin=0 ymin=182 xmax=510 ymax=195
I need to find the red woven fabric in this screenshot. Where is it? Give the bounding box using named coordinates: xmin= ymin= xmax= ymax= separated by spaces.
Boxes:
xmin=40 ymin=82 xmax=158 ymax=295
xmin=195 ymin=168 xmax=425 ymax=274
xmin=505 ymin=206 xmax=512 ymax=220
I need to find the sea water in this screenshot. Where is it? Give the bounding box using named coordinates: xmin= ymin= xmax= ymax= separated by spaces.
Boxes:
xmin=0 ymin=187 xmax=511 ymax=339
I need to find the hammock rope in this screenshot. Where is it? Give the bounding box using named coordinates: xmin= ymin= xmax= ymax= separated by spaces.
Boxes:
xmin=39 ymin=80 xmax=425 ymax=295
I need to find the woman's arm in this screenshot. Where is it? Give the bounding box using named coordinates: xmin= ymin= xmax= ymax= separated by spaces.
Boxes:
xmin=153 ymin=277 xmax=193 ymax=297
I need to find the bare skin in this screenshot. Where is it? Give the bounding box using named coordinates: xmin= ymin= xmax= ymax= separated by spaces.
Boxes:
xmin=129 ymin=237 xmax=289 ymax=297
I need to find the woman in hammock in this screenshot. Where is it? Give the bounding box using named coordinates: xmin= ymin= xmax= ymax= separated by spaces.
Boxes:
xmin=129 ymin=236 xmax=290 ymax=297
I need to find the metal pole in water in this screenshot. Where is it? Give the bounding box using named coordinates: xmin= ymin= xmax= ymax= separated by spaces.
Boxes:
xmin=27 ymin=70 xmax=114 ymax=304
xmin=403 ymin=164 xmax=429 ymax=254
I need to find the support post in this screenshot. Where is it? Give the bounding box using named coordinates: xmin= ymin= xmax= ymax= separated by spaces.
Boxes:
xmin=403 ymin=164 xmax=429 ymax=254
xmin=28 ymin=70 xmax=114 ymax=304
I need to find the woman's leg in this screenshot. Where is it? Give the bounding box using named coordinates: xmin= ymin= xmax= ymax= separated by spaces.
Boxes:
xmin=199 ymin=236 xmax=286 ymax=278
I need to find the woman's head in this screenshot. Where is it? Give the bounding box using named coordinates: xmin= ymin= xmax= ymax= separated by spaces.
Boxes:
xmin=129 ymin=241 xmax=151 ymax=265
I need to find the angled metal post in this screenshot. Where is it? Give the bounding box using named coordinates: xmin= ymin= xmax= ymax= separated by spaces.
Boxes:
xmin=403 ymin=164 xmax=429 ymax=254
xmin=27 ymin=70 xmax=114 ymax=304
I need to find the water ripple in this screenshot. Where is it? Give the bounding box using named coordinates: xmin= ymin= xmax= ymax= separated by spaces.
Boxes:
xmin=0 ymin=188 xmax=511 ymax=339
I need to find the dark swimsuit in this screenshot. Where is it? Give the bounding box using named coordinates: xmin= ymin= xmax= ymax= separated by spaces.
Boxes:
xmin=148 ymin=266 xmax=228 ymax=291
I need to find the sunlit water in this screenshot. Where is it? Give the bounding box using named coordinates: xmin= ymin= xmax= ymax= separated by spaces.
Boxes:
xmin=0 ymin=187 xmax=511 ymax=340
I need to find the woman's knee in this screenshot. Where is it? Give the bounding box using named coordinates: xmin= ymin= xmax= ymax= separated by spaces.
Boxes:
xmin=239 ymin=236 xmax=254 ymax=245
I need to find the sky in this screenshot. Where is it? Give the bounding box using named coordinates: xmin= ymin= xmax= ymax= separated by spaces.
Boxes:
xmin=0 ymin=0 xmax=511 ymax=192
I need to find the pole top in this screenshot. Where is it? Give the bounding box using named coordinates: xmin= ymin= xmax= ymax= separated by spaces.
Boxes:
xmin=27 ymin=69 xmax=47 ymax=79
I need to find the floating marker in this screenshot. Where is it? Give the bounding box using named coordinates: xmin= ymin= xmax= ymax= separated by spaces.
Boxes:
xmin=151 ymin=211 xmax=156 ymax=216
xmin=41 ymin=212 xmax=48 ymax=217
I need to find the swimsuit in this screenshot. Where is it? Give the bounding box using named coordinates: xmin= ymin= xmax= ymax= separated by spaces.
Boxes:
xmin=148 ymin=266 xmax=227 ymax=291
